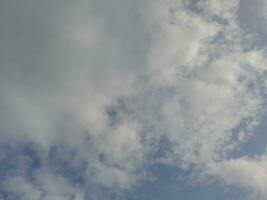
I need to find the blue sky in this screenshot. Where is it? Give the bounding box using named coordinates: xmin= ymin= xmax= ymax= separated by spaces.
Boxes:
xmin=1 ymin=0 xmax=267 ymax=199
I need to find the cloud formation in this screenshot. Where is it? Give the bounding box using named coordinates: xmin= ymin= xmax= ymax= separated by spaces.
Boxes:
xmin=1 ymin=0 xmax=267 ymax=199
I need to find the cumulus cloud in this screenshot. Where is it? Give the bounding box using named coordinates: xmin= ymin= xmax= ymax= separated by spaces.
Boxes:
xmin=4 ymin=170 xmax=85 ymax=200
xmin=1 ymin=0 xmax=267 ymax=199
xmin=207 ymin=153 xmax=267 ymax=200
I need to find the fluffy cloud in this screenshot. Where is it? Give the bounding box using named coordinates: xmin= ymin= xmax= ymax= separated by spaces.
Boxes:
xmin=4 ymin=170 xmax=85 ymax=200
xmin=207 ymin=153 xmax=267 ymax=200
xmin=1 ymin=0 xmax=267 ymax=199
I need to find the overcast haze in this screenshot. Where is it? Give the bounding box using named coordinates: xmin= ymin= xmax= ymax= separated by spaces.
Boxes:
xmin=1 ymin=0 xmax=267 ymax=199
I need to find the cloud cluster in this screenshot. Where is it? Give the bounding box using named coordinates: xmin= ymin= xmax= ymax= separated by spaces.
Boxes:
xmin=1 ymin=0 xmax=267 ymax=199
xmin=4 ymin=170 xmax=85 ymax=200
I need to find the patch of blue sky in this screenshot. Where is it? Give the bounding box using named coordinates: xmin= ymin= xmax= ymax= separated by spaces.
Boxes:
xmin=124 ymin=164 xmax=247 ymax=200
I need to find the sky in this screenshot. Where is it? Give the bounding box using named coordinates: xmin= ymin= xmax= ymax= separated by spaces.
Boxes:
xmin=1 ymin=0 xmax=267 ymax=199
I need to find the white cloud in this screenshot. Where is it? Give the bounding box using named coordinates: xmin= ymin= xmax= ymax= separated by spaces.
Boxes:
xmin=4 ymin=177 xmax=43 ymax=200
xmin=1 ymin=0 xmax=267 ymax=199
xmin=197 ymin=0 xmax=239 ymax=20
xmin=207 ymin=153 xmax=267 ymax=199
xmin=4 ymin=170 xmax=85 ymax=200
